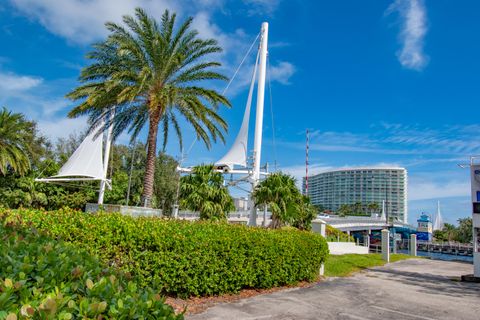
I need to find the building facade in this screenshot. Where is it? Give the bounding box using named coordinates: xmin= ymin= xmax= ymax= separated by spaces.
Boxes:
xmin=303 ymin=167 xmax=408 ymax=223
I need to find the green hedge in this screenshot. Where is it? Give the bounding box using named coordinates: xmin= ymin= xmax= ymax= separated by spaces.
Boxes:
xmin=0 ymin=211 xmax=181 ymax=319
xmin=2 ymin=208 xmax=329 ymax=298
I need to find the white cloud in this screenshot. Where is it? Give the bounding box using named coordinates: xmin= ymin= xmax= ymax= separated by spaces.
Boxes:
xmin=0 ymin=71 xmax=42 ymax=91
xmin=243 ymin=0 xmax=280 ymax=15
xmin=387 ymin=0 xmax=429 ymax=71
xmin=9 ymin=0 xmax=295 ymax=97
xmin=9 ymin=0 xmax=179 ymax=44
xmin=37 ymin=116 xmax=87 ymax=140
xmin=409 ymin=180 xmax=469 ymax=201
xmin=282 ymin=123 xmax=480 ymax=157
xmin=269 ymin=61 xmax=295 ymax=85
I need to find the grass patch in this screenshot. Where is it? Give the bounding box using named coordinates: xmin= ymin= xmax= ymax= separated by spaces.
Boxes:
xmin=324 ymin=254 xmax=416 ymax=277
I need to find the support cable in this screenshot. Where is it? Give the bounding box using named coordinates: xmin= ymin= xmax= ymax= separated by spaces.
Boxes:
xmin=267 ymin=56 xmax=278 ymax=171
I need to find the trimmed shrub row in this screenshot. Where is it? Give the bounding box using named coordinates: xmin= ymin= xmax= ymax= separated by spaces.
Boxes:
xmin=2 ymin=208 xmax=329 ymax=297
xmin=0 ymin=211 xmax=181 ymax=319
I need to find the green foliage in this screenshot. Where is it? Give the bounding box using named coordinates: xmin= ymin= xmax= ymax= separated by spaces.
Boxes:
xmin=325 ymin=225 xmax=353 ymax=242
xmin=337 ymin=204 xmax=352 ymax=217
xmin=154 ymin=153 xmax=180 ymax=216
xmin=67 ymin=8 xmax=231 ymax=205
xmin=180 ymin=164 xmax=234 ymax=220
xmin=0 ymin=107 xmax=41 ymax=176
xmin=289 ymin=195 xmax=317 ymax=231
xmin=0 ymin=158 xmax=96 ymax=210
xmin=0 ymin=210 xmax=182 ymax=319
xmin=433 ymin=218 xmax=473 ymax=244
xmin=2 ymin=208 xmax=329 ymax=298
xmin=337 ymin=202 xmax=375 ymax=217
xmin=253 ymin=172 xmax=302 ymax=228
xmin=324 ymin=254 xmax=415 ymax=277
xmin=456 ymin=217 xmax=472 ymax=244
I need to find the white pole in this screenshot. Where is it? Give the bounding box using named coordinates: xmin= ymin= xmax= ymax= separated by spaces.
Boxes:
xmin=319 ymin=221 xmax=326 ymax=276
xmin=410 ymin=234 xmax=417 ymax=256
xmin=382 ymin=229 xmax=390 ymax=262
xmin=98 ymin=109 xmax=115 ymax=205
xmin=249 ymin=22 xmax=268 ymax=227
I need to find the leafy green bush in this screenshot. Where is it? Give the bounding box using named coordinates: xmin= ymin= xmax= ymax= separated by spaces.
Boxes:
xmin=2 ymin=208 xmax=328 ymax=298
xmin=0 ymin=211 xmax=182 ymax=319
xmin=325 ymin=225 xmax=353 ymax=242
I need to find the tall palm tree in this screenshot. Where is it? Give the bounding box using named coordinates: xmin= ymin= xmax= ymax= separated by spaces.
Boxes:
xmin=180 ymin=164 xmax=234 ymax=220
xmin=0 ymin=108 xmax=32 ymax=176
xmin=253 ymin=172 xmax=301 ymax=229
xmin=67 ymin=8 xmax=231 ymax=206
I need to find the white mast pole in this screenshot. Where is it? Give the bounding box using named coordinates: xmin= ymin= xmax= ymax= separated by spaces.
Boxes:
xmin=98 ymin=108 xmax=115 ymax=205
xmin=249 ymin=22 xmax=268 ymax=226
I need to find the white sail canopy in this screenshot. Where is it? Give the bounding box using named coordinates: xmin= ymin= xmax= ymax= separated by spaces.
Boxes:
xmin=433 ymin=201 xmax=444 ymax=231
xmin=54 ymin=129 xmax=105 ymax=179
xmin=215 ymin=51 xmax=260 ymax=170
xmin=36 ymin=128 xmax=106 ymax=182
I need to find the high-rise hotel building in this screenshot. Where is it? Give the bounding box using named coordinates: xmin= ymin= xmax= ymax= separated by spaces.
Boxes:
xmin=303 ymin=167 xmax=408 ymax=223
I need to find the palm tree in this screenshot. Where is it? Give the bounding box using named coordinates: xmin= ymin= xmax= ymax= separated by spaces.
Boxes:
xmin=367 ymin=202 xmax=380 ymax=216
xmin=337 ymin=204 xmax=352 ymax=217
xmin=0 ymin=108 xmax=32 ymax=176
xmin=253 ymin=172 xmax=301 ymax=229
xmin=180 ymin=164 xmax=234 ymax=220
xmin=67 ymin=8 xmax=231 ymax=206
xmin=289 ymin=195 xmax=317 ymax=231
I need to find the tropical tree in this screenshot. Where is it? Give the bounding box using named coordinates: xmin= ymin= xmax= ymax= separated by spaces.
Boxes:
xmin=352 ymin=202 xmax=364 ymax=215
xmin=0 ymin=108 xmax=34 ymax=175
xmin=456 ymin=217 xmax=473 ymax=244
xmin=337 ymin=204 xmax=352 ymax=217
xmin=180 ymin=164 xmax=234 ymax=220
xmin=443 ymin=223 xmax=457 ymax=243
xmin=289 ymin=195 xmax=317 ymax=231
xmin=153 ymin=152 xmax=179 ymax=215
xmin=253 ymin=172 xmax=301 ymax=229
xmin=67 ymin=8 xmax=231 ymax=207
xmin=367 ymin=202 xmax=380 ymax=216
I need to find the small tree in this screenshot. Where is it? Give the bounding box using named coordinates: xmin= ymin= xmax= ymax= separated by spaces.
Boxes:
xmin=290 ymin=195 xmax=317 ymax=231
xmin=253 ymin=172 xmax=300 ymax=229
xmin=456 ymin=217 xmax=472 ymax=244
xmin=180 ymin=164 xmax=234 ymax=220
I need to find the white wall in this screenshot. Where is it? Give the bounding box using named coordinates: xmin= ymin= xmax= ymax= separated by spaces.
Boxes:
xmin=328 ymin=242 xmax=369 ymax=255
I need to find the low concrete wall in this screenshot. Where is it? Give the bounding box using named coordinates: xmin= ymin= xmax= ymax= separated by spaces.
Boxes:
xmin=85 ymin=203 xmax=162 ymax=217
xmin=328 ymin=242 xmax=369 ymax=255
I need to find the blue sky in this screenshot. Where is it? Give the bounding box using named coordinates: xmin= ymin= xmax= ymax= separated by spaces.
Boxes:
xmin=1 ymin=0 xmax=479 ymax=225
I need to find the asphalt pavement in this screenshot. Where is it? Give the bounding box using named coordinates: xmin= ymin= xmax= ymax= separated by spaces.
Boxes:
xmin=188 ymin=259 xmax=479 ymax=320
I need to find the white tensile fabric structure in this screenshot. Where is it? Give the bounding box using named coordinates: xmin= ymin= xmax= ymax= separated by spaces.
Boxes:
xmin=36 ymin=111 xmax=114 ymax=204
xmin=215 ymin=50 xmax=259 ymax=170
xmin=433 ymin=201 xmax=444 ymax=231
xmin=53 ymin=129 xmax=105 ymax=180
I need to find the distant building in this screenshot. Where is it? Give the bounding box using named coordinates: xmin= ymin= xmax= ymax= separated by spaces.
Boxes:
xmin=233 ymin=197 xmax=249 ymax=211
xmin=303 ymin=167 xmax=408 ymax=223
xmin=417 ymin=213 xmax=433 ymax=241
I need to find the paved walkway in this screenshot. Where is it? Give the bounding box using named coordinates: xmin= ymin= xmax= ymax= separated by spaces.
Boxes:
xmin=189 ymin=259 xmax=479 ymax=320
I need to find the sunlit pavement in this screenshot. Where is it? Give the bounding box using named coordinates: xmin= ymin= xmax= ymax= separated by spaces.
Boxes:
xmin=188 ymin=259 xmax=479 ymax=320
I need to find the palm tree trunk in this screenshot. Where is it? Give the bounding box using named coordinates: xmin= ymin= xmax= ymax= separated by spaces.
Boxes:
xmin=142 ymin=110 xmax=161 ymax=207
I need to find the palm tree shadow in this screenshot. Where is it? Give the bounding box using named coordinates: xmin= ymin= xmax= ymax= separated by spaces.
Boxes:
xmin=369 ymin=266 xmax=479 ymax=298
